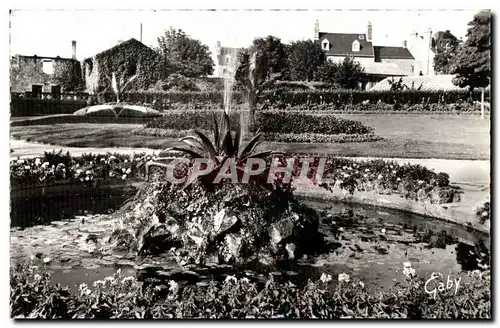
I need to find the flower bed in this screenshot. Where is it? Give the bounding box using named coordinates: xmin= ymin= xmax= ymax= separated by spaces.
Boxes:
xmin=10 ymin=260 xmax=490 ymax=319
xmin=11 ymin=152 xmax=461 ymax=205
xmin=130 ymin=127 xmax=381 ymax=144
xmin=144 ymin=111 xmax=376 ymax=136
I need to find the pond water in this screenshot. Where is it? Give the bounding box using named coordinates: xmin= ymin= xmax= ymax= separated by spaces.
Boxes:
xmin=10 ymin=185 xmax=490 ymax=292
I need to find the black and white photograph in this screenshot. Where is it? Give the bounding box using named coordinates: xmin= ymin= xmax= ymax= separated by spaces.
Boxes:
xmin=8 ymin=5 xmax=491 ymax=320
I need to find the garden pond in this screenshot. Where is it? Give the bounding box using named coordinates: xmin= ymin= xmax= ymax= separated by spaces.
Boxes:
xmin=10 ymin=183 xmax=490 ymax=292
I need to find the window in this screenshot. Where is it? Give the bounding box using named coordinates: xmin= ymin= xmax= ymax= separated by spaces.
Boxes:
xmin=51 ymin=85 xmax=61 ymax=99
xmin=42 ymin=60 xmax=54 ymax=75
xmin=225 ymin=55 xmax=230 ymax=64
xmin=359 ymin=35 xmax=364 ymax=40
xmin=322 ymin=40 xmax=329 ymax=50
xmin=352 ymin=40 xmax=360 ymax=52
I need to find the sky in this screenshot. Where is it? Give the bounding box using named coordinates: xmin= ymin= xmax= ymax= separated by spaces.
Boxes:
xmin=9 ymin=9 xmax=481 ymax=61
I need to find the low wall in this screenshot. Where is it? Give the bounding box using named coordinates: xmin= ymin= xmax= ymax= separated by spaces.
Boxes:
xmin=294 ymin=183 xmax=490 ymax=235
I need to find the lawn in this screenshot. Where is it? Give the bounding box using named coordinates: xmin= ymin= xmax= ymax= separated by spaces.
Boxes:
xmin=10 ymin=114 xmax=490 ymax=160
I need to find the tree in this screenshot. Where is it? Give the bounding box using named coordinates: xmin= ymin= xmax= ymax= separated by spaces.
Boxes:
xmin=157 ymin=27 xmax=214 ymax=78
xmin=235 ymin=36 xmax=287 ymax=128
xmin=451 ymin=10 xmax=491 ymax=119
xmin=433 ymin=30 xmax=460 ymax=74
xmin=286 ymin=40 xmax=326 ymax=81
xmin=314 ymin=56 xmax=365 ymax=89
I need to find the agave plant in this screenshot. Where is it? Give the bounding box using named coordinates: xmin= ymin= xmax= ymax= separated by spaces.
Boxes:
xmin=144 ymin=112 xmax=285 ymax=187
xmin=110 ymin=70 xmax=138 ymax=104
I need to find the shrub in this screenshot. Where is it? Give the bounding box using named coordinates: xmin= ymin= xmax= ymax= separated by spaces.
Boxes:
xmin=255 ymin=111 xmax=374 ymax=135
xmin=145 ymin=111 xmax=375 ymax=136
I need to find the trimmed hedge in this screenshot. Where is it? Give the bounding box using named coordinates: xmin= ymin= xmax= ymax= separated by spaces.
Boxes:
xmin=131 ymin=127 xmax=381 ymax=144
xmin=255 ymin=111 xmax=374 ymax=135
xmin=10 ymin=98 xmax=87 ymax=117
xmin=145 ymin=111 xmax=375 ymax=136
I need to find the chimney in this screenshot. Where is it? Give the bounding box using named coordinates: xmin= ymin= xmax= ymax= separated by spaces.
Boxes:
xmin=314 ymin=19 xmax=319 ymax=40
xmin=71 ymin=40 xmax=77 ymax=59
xmin=367 ymin=21 xmax=372 ymax=42
xmin=403 ymin=40 xmax=407 ymax=48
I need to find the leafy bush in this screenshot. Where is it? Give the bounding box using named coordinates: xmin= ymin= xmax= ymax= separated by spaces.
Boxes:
xmin=476 ymin=201 xmax=490 ymax=224
xmin=145 ymin=111 xmax=375 ymax=136
xmin=10 ymin=261 xmax=491 ymax=319
xmin=255 ymin=111 xmax=374 ymax=135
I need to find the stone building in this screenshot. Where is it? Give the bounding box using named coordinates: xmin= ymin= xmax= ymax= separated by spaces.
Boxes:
xmin=10 ymin=40 xmax=83 ymax=95
xmin=82 ymin=38 xmax=166 ymax=94
xmin=314 ymin=20 xmax=416 ymax=89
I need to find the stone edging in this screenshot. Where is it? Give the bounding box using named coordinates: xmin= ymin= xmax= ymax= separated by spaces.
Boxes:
xmin=293 ymin=184 xmax=490 ymax=235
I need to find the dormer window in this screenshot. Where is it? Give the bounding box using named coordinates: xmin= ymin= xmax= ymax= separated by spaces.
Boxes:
xmin=352 ymin=40 xmax=360 ymax=52
xmin=359 ymin=35 xmax=364 ymax=40
xmin=322 ymin=39 xmax=329 ymax=50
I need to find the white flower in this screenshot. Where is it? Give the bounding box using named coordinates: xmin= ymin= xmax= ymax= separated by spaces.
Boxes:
xmin=24 ymin=165 xmax=30 ymax=170
xmin=418 ymin=180 xmax=425 ymax=184
xmin=85 ymin=170 xmax=91 ymax=175
xmin=124 ymin=159 xmax=128 ymax=163
xmin=343 ymin=173 xmax=350 ymax=178
xmin=378 ymin=174 xmax=383 ymax=179
xmin=43 ymin=257 xmax=51 ymax=263
xmin=168 ymin=280 xmax=179 ymax=294
xmin=33 ymin=274 xmax=42 ymax=281
xmin=320 ymin=273 xmax=332 ymax=283
xmin=365 ymin=168 xmax=370 ymax=172
xmin=100 ymin=158 xmax=105 ymax=162
xmin=397 ymin=177 xmax=401 ymax=181
xmin=403 ymin=266 xmax=416 ymax=278
xmin=93 ymin=280 xmax=106 ymax=287
xmin=359 ymin=281 xmax=365 ymax=288
xmin=84 ymin=289 xmax=91 ymax=295
xmin=109 ymin=156 xmax=116 ymax=161
xmin=224 ymin=275 xmax=238 ymax=284
xmin=42 ymin=162 xmax=49 ymax=167
xmin=109 ymin=172 xmax=115 ymax=177
xmin=348 ymin=166 xmax=353 ymax=171
xmin=76 ymin=169 xmax=82 ymax=175
xmin=78 ymin=283 xmax=88 ymax=291
xmin=85 ymin=176 xmax=90 ymax=181
xmin=392 ymin=170 xmax=397 ymax=174
xmin=34 ymin=158 xmax=41 ymax=166
xmin=126 ymin=168 xmax=131 ymax=174
xmin=104 ymin=276 xmax=115 ymax=282
xmin=240 ymin=277 xmax=250 ymax=284
xmin=381 ymin=228 xmax=386 ymax=234
xmin=122 ymin=168 xmax=126 ymax=173
xmin=17 ymin=159 xmax=24 ymax=164
xmin=339 ymin=227 xmax=343 ymax=232
xmin=342 ymin=166 xmax=347 ymax=170
xmin=338 ymin=273 xmax=350 ymax=283
xmin=121 ymin=174 xmax=127 ymax=180
xmin=121 ymin=276 xmax=135 ymax=284
xmin=363 ymin=174 xmax=368 ymax=178
xmin=403 ymin=262 xmax=412 ymax=268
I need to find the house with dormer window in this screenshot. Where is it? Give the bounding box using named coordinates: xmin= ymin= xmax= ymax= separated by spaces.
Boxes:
xmin=314 ymin=20 xmax=416 ymax=89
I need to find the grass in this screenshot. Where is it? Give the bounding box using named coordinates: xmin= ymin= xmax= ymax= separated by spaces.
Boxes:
xmin=10 ymin=114 xmax=490 ymax=160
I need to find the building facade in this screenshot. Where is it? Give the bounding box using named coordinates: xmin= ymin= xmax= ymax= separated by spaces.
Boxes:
xmin=314 ymin=20 xmax=416 ymax=89
xmin=10 ymin=41 xmax=82 ymax=94
xmin=214 ymin=41 xmax=243 ymax=78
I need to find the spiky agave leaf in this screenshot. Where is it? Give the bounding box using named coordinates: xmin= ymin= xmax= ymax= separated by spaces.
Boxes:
xmin=179 ymin=136 xmax=205 ymax=153
xmin=193 ymin=130 xmax=218 ymax=160
xmin=212 ymin=112 xmax=220 ymax=152
xmin=233 ymin=120 xmax=242 ymax=155
xmin=238 ymin=129 xmax=262 ymax=159
xmin=162 ymin=147 xmax=204 ymax=159
xmin=221 ymin=129 xmax=235 ymax=157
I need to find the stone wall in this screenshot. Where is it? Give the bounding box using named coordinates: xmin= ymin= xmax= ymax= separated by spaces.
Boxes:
xmin=10 ymin=56 xmax=83 ymax=93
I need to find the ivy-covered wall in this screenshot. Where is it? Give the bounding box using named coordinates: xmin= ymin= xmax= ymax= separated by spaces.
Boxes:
xmin=10 ymin=56 xmax=85 ymax=93
xmin=83 ymin=38 xmax=167 ymax=94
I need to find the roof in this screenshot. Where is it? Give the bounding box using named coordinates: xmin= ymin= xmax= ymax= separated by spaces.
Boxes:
xmin=370 ymin=75 xmax=467 ymax=91
xmin=12 ymin=55 xmax=75 ymax=61
xmin=86 ymin=38 xmax=154 ymax=61
xmin=363 ymin=62 xmax=410 ymax=76
xmin=373 ymin=46 xmax=414 ymax=60
xmin=318 ymin=32 xmax=374 ymax=57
